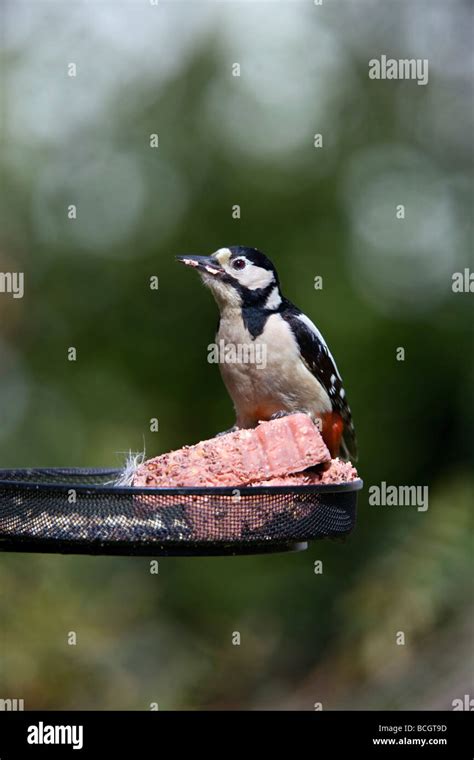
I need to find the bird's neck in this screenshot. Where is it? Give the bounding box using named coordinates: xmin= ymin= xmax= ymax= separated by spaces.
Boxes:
xmin=240 ymin=282 xmax=282 ymax=311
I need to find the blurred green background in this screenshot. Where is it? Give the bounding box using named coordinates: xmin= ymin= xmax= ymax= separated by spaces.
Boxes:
xmin=0 ymin=0 xmax=472 ymax=709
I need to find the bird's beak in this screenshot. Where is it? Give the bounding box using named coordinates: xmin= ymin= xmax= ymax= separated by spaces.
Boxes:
xmin=176 ymin=254 xmax=224 ymax=277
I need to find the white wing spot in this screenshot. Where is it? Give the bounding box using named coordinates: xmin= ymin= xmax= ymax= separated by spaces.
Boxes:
xmin=297 ymin=314 xmax=342 ymax=379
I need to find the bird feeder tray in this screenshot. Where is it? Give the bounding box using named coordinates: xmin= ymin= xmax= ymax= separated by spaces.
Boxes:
xmin=0 ymin=468 xmax=362 ymax=556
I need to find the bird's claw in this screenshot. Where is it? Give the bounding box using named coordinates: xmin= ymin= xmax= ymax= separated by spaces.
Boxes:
xmin=269 ymin=410 xmax=293 ymax=420
xmin=215 ymin=425 xmax=240 ymax=437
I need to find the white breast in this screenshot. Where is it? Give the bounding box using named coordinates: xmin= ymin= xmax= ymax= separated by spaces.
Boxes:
xmin=216 ymin=311 xmax=331 ymax=427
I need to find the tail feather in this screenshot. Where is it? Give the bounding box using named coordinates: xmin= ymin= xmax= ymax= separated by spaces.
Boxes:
xmin=341 ymin=422 xmax=358 ymax=463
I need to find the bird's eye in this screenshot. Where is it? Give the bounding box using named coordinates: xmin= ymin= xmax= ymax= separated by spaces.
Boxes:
xmin=232 ymin=258 xmax=246 ymax=270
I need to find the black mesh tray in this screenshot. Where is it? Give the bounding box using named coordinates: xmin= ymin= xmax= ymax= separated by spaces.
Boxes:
xmin=0 ymin=468 xmax=362 ymax=556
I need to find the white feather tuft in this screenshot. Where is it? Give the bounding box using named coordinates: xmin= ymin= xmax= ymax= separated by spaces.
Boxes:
xmin=113 ymin=449 xmax=146 ymax=486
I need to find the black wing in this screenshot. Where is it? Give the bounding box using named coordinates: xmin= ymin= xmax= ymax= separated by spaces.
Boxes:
xmin=281 ymin=303 xmax=358 ymax=461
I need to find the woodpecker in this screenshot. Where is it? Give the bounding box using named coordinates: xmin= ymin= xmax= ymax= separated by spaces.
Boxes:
xmin=177 ymin=246 xmax=357 ymax=461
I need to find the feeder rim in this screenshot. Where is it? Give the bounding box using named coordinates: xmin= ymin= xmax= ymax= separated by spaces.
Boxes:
xmin=0 ymin=467 xmax=363 ymax=497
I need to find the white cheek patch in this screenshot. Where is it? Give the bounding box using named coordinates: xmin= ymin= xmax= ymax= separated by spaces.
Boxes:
xmin=237 ymin=264 xmax=274 ymax=290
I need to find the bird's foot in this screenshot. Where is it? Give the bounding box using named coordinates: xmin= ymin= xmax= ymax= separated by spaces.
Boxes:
xmin=215 ymin=425 xmax=240 ymax=437
xmin=269 ymin=410 xmax=305 ymax=421
xmin=269 ymin=410 xmax=291 ymax=420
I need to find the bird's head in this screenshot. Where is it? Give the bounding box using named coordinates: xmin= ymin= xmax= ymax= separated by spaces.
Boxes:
xmin=177 ymin=246 xmax=281 ymax=311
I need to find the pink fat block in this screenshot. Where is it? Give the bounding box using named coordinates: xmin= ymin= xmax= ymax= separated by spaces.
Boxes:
xmin=133 ymin=413 xmax=330 ymax=488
